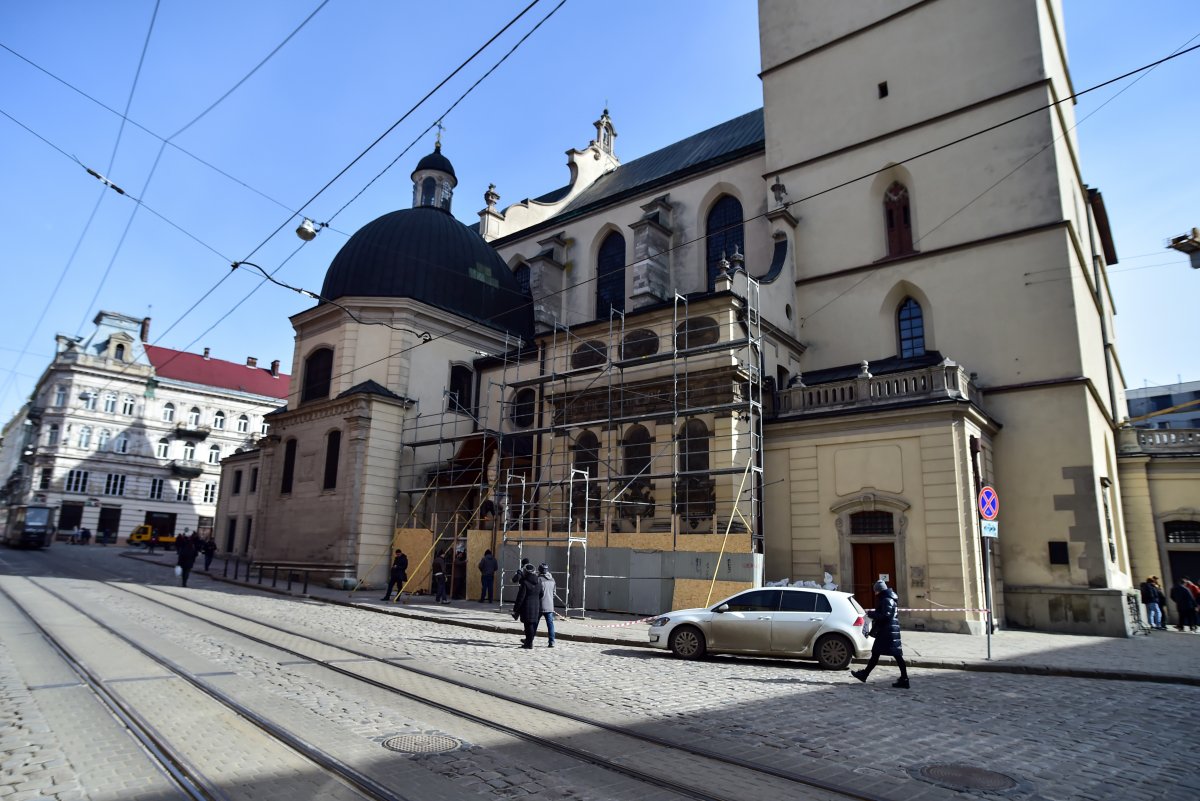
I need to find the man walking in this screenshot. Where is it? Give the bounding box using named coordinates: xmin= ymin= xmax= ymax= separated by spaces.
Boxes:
xmin=537 ymin=563 xmax=557 ymax=648
xmin=512 ymin=563 xmax=541 ymax=648
xmin=381 ymin=549 xmax=408 ymax=601
xmin=432 ymin=549 xmax=449 ymax=604
xmin=176 ymin=534 xmax=197 ymax=588
xmin=1140 ymin=576 xmax=1163 ymax=630
xmin=1170 ymin=577 xmax=1198 ymax=632
xmin=851 ymin=579 xmax=910 ymax=688
xmin=478 ymin=549 xmax=498 ymax=603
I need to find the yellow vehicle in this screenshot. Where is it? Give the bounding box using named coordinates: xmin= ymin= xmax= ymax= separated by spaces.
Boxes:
xmin=127 ymin=524 xmax=176 ymax=549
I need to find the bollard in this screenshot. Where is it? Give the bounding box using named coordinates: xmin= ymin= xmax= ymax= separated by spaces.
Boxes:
xmin=223 ymin=558 xmax=229 ymax=578
xmin=272 ymin=565 xmax=279 ymax=588
xmin=257 ymin=563 xmax=264 ymax=584
xmin=302 ymin=571 xmax=309 ymax=595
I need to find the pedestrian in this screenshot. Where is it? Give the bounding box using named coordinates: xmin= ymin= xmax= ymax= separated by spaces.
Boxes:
xmin=851 ymin=579 xmax=910 ymax=688
xmin=512 ymin=557 xmax=530 ymax=584
xmin=69 ymin=526 xmax=79 ymax=544
xmin=1171 ymin=577 xmax=1198 ymax=631
xmin=1151 ymin=577 xmax=1169 ymax=629
xmin=478 ymin=549 xmax=498 ymax=603
xmin=176 ymin=534 xmax=197 ymax=588
xmin=201 ymin=535 xmax=217 ymax=571
xmin=432 ymin=549 xmax=449 ymax=604
xmin=511 ymin=562 xmax=542 ymax=648
xmin=537 ymin=563 xmax=557 ymax=648
xmin=452 ymin=548 xmax=468 ymax=600
xmin=148 ymin=531 xmax=159 ymax=554
xmin=1140 ymin=576 xmax=1163 ymax=630
xmin=381 ymin=549 xmax=409 ymax=601
xmin=79 ymin=527 xmax=91 ymax=545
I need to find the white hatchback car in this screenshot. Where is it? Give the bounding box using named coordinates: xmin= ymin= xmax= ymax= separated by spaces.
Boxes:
xmin=648 ymin=586 xmax=870 ymax=669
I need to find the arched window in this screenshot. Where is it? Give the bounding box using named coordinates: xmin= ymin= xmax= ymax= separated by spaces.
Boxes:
xmin=883 ymin=181 xmax=914 ymax=257
xmin=595 ymin=231 xmax=626 ymax=318
xmin=623 ymin=425 xmax=651 ymax=480
xmin=323 ymin=430 xmax=341 ymax=490
xmin=302 ymin=348 xmax=333 ymax=403
xmin=281 ymin=439 xmax=297 ymax=494
xmin=448 ymin=365 xmax=473 ymax=414
xmin=213 ymin=411 xmax=226 ymax=430
xmin=114 ymin=344 xmax=126 ymax=361
xmin=97 ymin=429 xmax=110 ymax=451
xmin=121 ymin=395 xmax=135 ymax=415
xmin=897 ymin=297 xmax=926 ymax=358
xmin=103 ymin=392 xmax=117 ymax=413
xmin=236 ymin=414 xmax=250 ymax=433
xmin=183 ymin=441 xmax=196 ymax=461
xmin=113 ymin=435 xmax=129 ymax=454
xmin=572 ymin=430 xmax=601 ymax=527
xmin=510 ymin=388 xmax=536 ymax=428
xmin=421 ymin=176 xmax=437 ymax=207
xmin=575 ymin=430 xmax=599 ymax=479
xmin=156 ymin=439 xmax=170 ymax=459
xmin=208 ymin=444 xmax=221 ymax=464
xmin=514 ymin=262 xmax=531 ymax=297
xmin=187 ymin=407 xmax=201 ymax=426
xmin=678 ymin=419 xmax=710 ymax=474
xmin=78 ymin=426 xmax=92 ymax=449
xmin=706 ymin=195 xmax=744 ymax=290
xmin=162 ymin=403 xmax=175 ymax=422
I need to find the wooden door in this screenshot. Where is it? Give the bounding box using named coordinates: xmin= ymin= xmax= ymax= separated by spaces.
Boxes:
xmin=852 ymin=542 xmax=896 ymax=611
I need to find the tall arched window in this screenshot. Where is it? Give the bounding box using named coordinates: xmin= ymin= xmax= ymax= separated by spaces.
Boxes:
xmin=421 ymin=176 xmax=437 ymax=207
xmin=897 ymin=297 xmax=926 ymax=358
xmin=706 ymin=195 xmax=744 ymax=290
xmin=103 ymin=392 xmax=117 ymax=413
xmin=302 ymin=348 xmax=334 ymax=403
xmin=114 ymin=344 xmax=126 ymax=361
xmin=678 ymin=419 xmax=710 ymax=474
xmin=208 ymin=444 xmax=221 ymax=464
xmin=448 ymin=365 xmax=473 ymax=414
xmin=884 ymin=181 xmax=914 ymax=257
xmin=162 ymin=403 xmax=175 ymax=422
xmin=97 ymin=429 xmax=111 ymax=451
xmin=676 ymin=419 xmax=714 ymax=523
xmin=514 ymin=262 xmax=531 ymax=297
xmin=572 ymin=430 xmax=601 ymax=527
xmin=623 ymin=424 xmax=651 ymax=480
xmin=237 ymin=414 xmax=249 ymax=433
xmin=78 ymin=426 xmax=92 ymax=449
xmin=156 ymin=438 xmax=170 ymax=459
xmin=323 ymin=430 xmax=341 ymax=490
xmin=213 ymin=411 xmax=226 ymax=430
xmin=595 ymin=231 xmax=626 ymax=318
xmin=281 ymin=439 xmax=297 ymax=494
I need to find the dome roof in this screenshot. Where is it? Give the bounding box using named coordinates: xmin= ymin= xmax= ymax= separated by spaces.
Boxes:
xmin=413 ymin=143 xmax=456 ymax=180
xmin=321 ymin=206 xmax=532 ymax=339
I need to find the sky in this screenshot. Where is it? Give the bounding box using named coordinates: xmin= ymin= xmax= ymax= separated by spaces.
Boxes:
xmin=1 ymin=0 xmax=1196 ymax=423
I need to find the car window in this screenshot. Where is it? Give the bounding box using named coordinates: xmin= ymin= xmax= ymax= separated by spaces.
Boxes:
xmin=780 ymin=590 xmax=816 ymax=612
xmin=815 ymin=594 xmax=832 ymax=613
xmin=722 ymin=589 xmax=782 ymax=612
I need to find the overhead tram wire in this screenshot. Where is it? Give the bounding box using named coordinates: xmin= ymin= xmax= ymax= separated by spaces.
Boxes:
xmin=235 ymin=0 xmax=548 ymax=265
xmin=75 ymin=0 xmax=335 ymax=336
xmin=0 ymin=1 xmax=160 ymax=406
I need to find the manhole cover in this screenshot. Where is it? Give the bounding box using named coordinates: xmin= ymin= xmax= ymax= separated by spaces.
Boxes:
xmin=910 ymin=763 xmax=1020 ymax=793
xmin=382 ymin=734 xmax=462 ymax=754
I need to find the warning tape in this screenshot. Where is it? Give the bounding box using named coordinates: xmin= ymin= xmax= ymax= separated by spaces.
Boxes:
xmin=552 ymin=613 xmax=658 ymax=627
xmin=897 ymin=607 xmax=990 ymax=613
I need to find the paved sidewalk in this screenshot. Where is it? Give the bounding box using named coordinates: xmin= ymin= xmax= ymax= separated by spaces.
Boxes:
xmin=130 ymin=551 xmax=1200 ymax=685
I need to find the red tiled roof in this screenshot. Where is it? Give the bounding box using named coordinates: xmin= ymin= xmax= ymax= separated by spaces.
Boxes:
xmin=144 ymin=345 xmax=290 ymax=399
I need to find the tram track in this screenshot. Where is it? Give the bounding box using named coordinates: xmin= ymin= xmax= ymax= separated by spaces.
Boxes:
xmin=108 ymin=578 xmax=900 ymax=801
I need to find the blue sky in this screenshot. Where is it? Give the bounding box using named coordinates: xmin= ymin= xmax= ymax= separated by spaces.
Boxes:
xmin=1 ymin=0 xmax=1196 ymax=421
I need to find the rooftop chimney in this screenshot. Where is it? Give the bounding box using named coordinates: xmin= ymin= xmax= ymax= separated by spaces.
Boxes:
xmin=270 ymin=359 xmax=280 ymax=377
xmin=246 ymin=356 xmax=258 ymax=368
xmin=140 ymin=317 xmax=151 ymax=342
xmin=202 ymin=347 xmax=210 ymax=360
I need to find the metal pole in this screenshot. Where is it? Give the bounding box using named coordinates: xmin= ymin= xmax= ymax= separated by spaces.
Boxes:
xmin=970 ymin=436 xmax=993 ymax=661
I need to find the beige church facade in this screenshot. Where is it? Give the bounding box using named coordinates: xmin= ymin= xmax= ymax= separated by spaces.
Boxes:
xmin=217 ymin=0 xmax=1193 ymax=636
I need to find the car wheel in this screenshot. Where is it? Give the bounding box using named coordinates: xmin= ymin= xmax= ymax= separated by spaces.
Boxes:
xmin=669 ymin=626 xmax=707 ymax=660
xmin=814 ymin=634 xmax=853 ymax=670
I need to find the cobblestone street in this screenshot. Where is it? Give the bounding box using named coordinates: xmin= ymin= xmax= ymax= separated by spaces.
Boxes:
xmin=2 ymin=545 xmax=1197 ymax=801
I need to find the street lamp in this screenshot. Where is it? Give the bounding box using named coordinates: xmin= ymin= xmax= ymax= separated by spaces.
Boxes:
xmin=295 ymin=218 xmax=322 ymax=241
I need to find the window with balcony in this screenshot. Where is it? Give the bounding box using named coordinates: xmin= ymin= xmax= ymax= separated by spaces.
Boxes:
xmin=187 ymin=408 xmax=201 ymax=427
xmin=183 ymin=442 xmax=195 ymax=460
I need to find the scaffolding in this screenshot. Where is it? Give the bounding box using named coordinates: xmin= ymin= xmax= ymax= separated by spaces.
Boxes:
xmin=392 ymin=272 xmax=764 ymax=615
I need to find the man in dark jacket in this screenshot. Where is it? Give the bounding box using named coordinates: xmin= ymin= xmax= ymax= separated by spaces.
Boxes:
xmin=176 ymin=534 xmax=197 ymax=588
xmin=1170 ymin=577 xmax=1198 ymax=631
xmin=851 ymin=580 xmax=910 ymax=688
xmin=512 ymin=563 xmax=542 ymax=648
xmin=478 ymin=550 xmax=499 ymax=603
xmin=1139 ymin=576 xmax=1164 ymax=630
xmin=381 ymin=549 xmax=409 ymax=601
xmin=432 ymin=550 xmax=449 ymax=604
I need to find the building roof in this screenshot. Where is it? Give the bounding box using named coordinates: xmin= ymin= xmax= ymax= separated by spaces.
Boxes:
xmin=413 ymin=143 xmax=456 ymax=180
xmin=491 ymin=108 xmax=765 ymax=245
xmin=144 ymin=345 xmax=290 ymax=399
xmin=321 ymin=206 xmax=533 ymax=339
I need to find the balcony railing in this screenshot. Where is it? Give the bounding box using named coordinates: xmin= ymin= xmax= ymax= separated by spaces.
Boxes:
xmin=777 ymin=359 xmax=980 ymax=416
xmin=1118 ymin=427 xmax=1200 ymax=455
xmin=170 ymin=459 xmax=205 ymax=478
xmin=174 ymin=423 xmax=211 ymax=440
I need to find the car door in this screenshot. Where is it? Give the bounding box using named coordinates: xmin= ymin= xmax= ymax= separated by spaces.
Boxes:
xmin=708 ymin=589 xmax=781 ymax=652
xmin=771 ymin=590 xmax=832 ymax=654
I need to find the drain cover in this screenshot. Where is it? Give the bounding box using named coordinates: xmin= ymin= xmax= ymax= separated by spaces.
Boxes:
xmin=382 ymin=734 xmax=462 ymax=754
xmin=910 ymin=763 xmax=1020 ymax=793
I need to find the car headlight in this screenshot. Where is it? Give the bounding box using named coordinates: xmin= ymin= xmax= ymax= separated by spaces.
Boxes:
xmin=649 ymin=616 xmax=670 ymax=627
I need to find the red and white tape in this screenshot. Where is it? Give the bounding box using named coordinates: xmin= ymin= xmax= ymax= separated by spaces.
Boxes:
xmin=897 ymin=607 xmax=990 ymax=613
xmin=554 ymin=613 xmax=658 ymax=627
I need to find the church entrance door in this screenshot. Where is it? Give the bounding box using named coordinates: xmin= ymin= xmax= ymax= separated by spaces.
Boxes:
xmin=852 ymin=542 xmax=896 ymax=611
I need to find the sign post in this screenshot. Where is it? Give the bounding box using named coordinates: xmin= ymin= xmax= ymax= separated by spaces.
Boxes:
xmin=977 ymin=484 xmax=999 ymax=660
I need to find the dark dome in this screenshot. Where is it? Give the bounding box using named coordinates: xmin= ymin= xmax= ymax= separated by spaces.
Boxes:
xmin=321 ymin=206 xmax=532 ymax=339
xmin=413 ymin=144 xmax=456 ymax=180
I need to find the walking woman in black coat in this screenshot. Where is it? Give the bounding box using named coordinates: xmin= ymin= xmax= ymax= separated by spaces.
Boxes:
xmin=512 ymin=563 xmax=542 ymax=648
xmin=852 ymin=580 xmax=910 ymax=688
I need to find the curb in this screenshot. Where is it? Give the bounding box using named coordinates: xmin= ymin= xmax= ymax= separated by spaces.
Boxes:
xmin=118 ymin=552 xmax=1200 ymax=686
